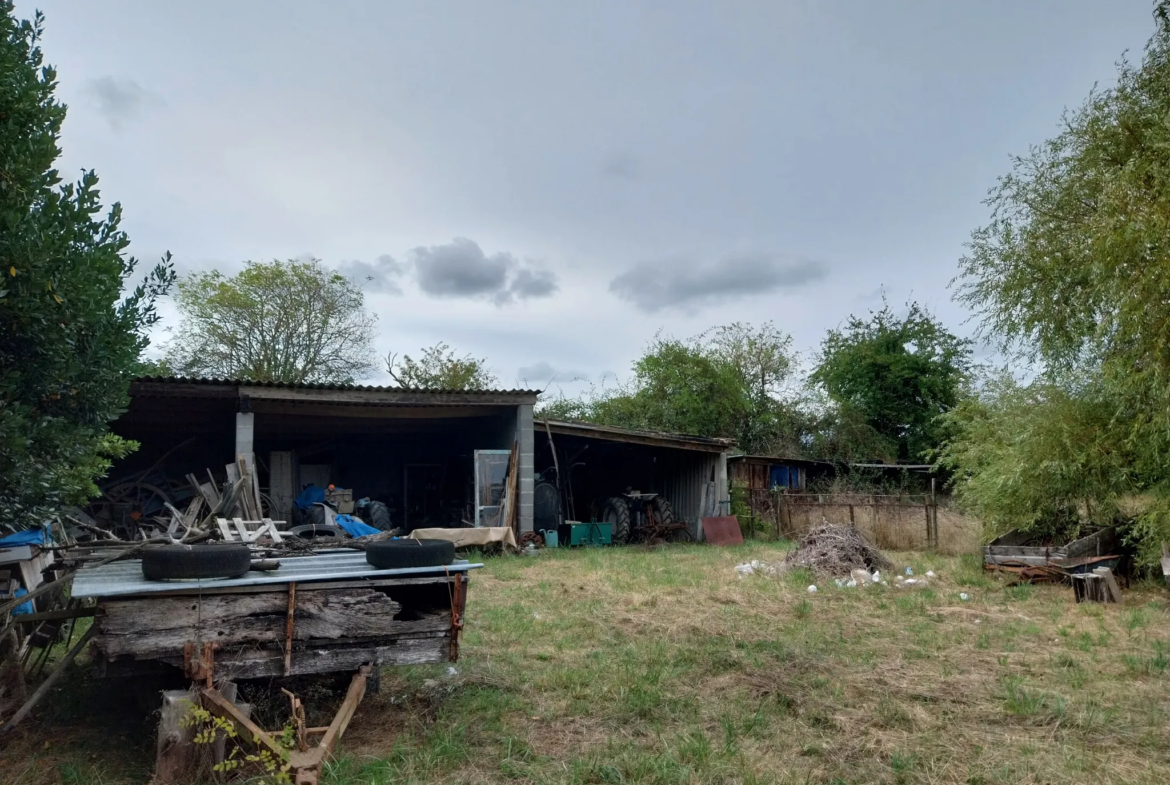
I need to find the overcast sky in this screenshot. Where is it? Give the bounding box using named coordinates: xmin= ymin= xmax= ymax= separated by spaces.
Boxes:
xmin=23 ymin=0 xmax=1156 ymax=392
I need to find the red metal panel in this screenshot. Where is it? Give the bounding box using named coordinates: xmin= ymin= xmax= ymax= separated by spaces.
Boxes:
xmin=701 ymin=516 xmax=744 ymax=546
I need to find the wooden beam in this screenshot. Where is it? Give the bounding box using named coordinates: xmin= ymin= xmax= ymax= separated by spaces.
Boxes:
xmin=12 ymin=607 xmax=96 ymax=625
xmin=1 ymin=625 xmax=95 ymax=734
xmin=318 ymin=666 xmax=368 ymax=755
xmin=201 ymin=687 xmax=287 ymax=758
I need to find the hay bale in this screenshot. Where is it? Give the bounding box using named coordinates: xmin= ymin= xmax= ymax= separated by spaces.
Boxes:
xmin=785 ymin=523 xmax=893 ymax=577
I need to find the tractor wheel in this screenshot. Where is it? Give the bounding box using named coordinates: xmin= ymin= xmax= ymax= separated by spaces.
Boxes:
xmin=653 ymin=497 xmax=689 ymax=543
xmin=363 ymin=500 xmax=393 ymax=531
xmin=602 ymin=497 xmax=631 ymax=545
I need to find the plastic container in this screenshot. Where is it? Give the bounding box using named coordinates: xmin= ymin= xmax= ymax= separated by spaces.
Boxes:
xmin=541 ymin=529 xmax=559 ymax=548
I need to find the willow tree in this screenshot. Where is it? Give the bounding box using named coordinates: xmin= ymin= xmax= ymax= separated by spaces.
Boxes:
xmin=943 ymin=1 xmax=1170 ymax=563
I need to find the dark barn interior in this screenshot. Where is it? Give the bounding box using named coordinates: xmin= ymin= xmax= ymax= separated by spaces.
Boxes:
xmin=534 ymin=420 xmax=730 ymax=537
xmin=97 ymin=378 xmax=536 ymax=534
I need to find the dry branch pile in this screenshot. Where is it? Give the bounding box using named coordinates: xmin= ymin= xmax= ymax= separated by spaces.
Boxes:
xmin=785 ymin=523 xmax=893 ymax=577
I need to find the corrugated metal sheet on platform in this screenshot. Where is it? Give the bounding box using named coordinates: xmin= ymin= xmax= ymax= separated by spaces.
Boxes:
xmin=72 ymin=550 xmax=482 ymax=599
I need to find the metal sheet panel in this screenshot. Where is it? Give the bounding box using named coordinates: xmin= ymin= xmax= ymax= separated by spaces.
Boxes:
xmin=72 ymin=550 xmax=482 ymax=600
xmin=658 ymin=452 xmax=719 ymax=538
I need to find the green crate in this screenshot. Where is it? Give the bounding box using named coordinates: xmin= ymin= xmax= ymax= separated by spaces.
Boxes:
xmin=563 ymin=521 xmax=612 ymax=546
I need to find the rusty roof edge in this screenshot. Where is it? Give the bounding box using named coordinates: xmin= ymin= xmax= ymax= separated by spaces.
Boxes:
xmin=132 ymin=375 xmax=540 ymax=397
xmin=539 ymin=418 xmax=735 ymax=451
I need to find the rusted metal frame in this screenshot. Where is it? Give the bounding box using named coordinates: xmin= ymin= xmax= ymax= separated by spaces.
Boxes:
xmin=202 ymin=666 xmax=372 ymax=785
xmin=449 ymin=573 xmax=466 ymax=661
xmin=283 ymin=582 xmax=297 ymax=677
xmin=183 ymin=640 xmax=218 ymax=688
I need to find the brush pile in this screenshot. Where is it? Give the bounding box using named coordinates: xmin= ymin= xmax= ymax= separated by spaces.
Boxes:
xmin=785 ymin=523 xmax=893 ymax=577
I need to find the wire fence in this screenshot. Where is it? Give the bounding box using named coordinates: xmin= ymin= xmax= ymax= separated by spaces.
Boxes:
xmin=735 ymin=490 xmax=981 ymax=555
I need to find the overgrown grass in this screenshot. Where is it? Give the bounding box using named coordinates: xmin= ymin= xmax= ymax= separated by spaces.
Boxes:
xmin=7 ymin=544 xmax=1170 ymax=784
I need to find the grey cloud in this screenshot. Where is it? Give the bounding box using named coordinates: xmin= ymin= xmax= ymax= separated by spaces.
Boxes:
xmin=411 ymin=238 xmax=511 ymax=297
xmin=86 ymin=77 xmax=164 ymax=130
xmin=409 ymin=238 xmax=558 ymax=305
xmin=506 ymin=268 xmax=559 ymax=301
xmin=609 ymin=254 xmax=828 ymax=312
xmin=601 ymin=151 xmax=640 ymax=180
xmin=338 ymin=254 xmax=405 ymax=293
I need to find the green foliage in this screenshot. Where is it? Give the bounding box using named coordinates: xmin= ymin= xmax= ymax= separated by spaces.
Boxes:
xmin=0 ymin=5 xmax=173 ymax=531
xmin=386 ymin=341 xmax=499 ymax=390
xmin=538 ymin=323 xmax=807 ymax=454
xmin=937 ymin=373 xmax=1128 ymax=542
xmin=945 ymin=4 xmax=1170 ymax=566
xmin=166 ymin=258 xmax=377 ymax=384
xmin=181 ymin=700 xmax=292 ymax=782
xmin=810 ymin=300 xmax=973 ymax=462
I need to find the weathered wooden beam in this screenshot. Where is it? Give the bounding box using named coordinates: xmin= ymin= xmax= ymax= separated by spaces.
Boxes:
xmin=202 ymin=686 xmax=286 ymax=758
xmin=157 ymin=636 xmax=450 ymax=679
xmin=1 ymin=624 xmax=95 ymax=734
xmin=11 ymin=607 xmax=97 ymax=624
xmin=95 ymin=589 xmax=436 ymax=658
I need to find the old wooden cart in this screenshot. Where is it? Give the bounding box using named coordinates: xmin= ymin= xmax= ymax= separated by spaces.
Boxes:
xmin=71 ymin=549 xmax=479 ymax=784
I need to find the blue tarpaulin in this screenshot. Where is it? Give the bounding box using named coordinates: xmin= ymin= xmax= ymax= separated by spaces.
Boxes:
xmin=294 ymin=485 xmax=326 ymax=510
xmin=334 ymin=514 xmax=379 ymax=538
xmin=9 ymin=588 xmax=34 ymax=615
xmin=0 ymin=527 xmax=48 ymax=548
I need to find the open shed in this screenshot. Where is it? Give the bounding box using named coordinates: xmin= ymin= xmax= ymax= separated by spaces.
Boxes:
xmin=535 ymin=420 xmax=732 ymax=540
xmin=103 ymin=377 xmax=539 ymax=534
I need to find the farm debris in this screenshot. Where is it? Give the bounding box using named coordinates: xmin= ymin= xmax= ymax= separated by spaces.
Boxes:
xmin=734 ymin=559 xmax=787 ymax=578
xmin=807 ymin=585 xmax=818 ymax=593
xmin=785 ymin=523 xmax=893 ymax=578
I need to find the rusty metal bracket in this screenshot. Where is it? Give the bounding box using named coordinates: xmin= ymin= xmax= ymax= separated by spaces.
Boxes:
xmin=283 ymin=582 xmax=297 ymax=676
xmin=183 ymin=640 xmax=218 ymax=688
xmin=448 ymin=572 xmax=465 ymax=662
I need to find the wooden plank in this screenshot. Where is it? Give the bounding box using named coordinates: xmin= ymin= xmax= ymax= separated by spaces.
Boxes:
xmin=161 ymin=635 xmax=451 ymax=679
xmin=318 ymin=667 xmax=368 ymax=756
xmin=154 ymin=688 xmax=200 ymax=784
xmin=12 ymin=607 xmax=97 ymax=624
xmin=95 ymin=589 xmax=448 ymax=658
xmin=1094 ymin=567 xmax=1124 ymax=604
xmin=1 ymin=625 xmax=96 ymax=734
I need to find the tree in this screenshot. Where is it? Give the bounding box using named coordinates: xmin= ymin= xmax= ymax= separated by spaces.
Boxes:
xmin=166 ymin=259 xmax=377 ymax=384
xmin=945 ymin=2 xmax=1170 ymax=565
xmin=0 ymin=6 xmax=174 ymax=530
xmin=810 ymin=300 xmax=973 ymax=462
xmin=386 ymin=342 xmax=499 ymax=390
xmin=538 ymin=324 xmax=806 ymax=454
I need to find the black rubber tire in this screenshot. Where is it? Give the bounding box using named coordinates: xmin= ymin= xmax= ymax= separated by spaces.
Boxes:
xmin=602 ymin=497 xmax=631 ymax=545
xmin=142 ymin=544 xmax=252 ymax=581
xmin=363 ymin=500 xmax=393 ymax=531
xmin=365 ymin=539 xmax=455 ymax=569
xmin=288 ymin=523 xmax=346 ymax=542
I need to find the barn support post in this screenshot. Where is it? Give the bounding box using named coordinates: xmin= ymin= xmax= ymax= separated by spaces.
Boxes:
xmin=516 ymin=404 xmax=534 ymax=534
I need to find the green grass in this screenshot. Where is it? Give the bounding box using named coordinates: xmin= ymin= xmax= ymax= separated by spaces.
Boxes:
xmin=8 ymin=543 xmax=1170 ymax=784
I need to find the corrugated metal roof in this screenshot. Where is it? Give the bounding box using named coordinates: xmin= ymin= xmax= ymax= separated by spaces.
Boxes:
xmin=72 ymin=550 xmax=482 ymax=599
xmin=134 ymin=375 xmax=539 ymax=396
xmin=540 ymin=418 xmax=735 ymax=451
